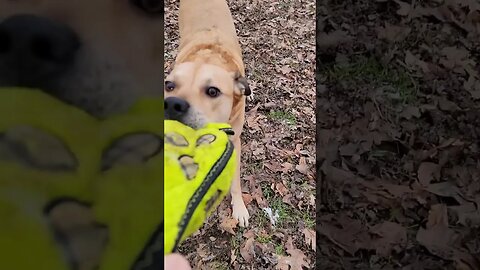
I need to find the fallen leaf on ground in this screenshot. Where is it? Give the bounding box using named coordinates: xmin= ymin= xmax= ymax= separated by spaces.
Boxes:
xmin=318 ymin=215 xmax=371 ymax=255
xmin=417 ymin=162 xmax=441 ymax=186
xmin=275 ymin=181 xmax=289 ymax=197
xmin=416 ymin=204 xmax=479 ymax=268
xmin=317 ymin=30 xmax=353 ymax=49
xmin=464 ymin=76 xmax=480 ymax=100
xmin=275 ymin=237 xmax=310 ymax=270
xmin=219 ymin=217 xmax=238 ymax=235
xmin=296 ymin=157 xmax=309 ymax=175
xmin=437 ymin=97 xmax=460 ymax=112
xmin=303 ymin=228 xmax=316 ymax=252
xmin=370 ymin=221 xmax=408 ymax=256
xmin=240 ymin=237 xmax=255 ymax=263
xmin=426 ymin=182 xmax=468 ymax=204
xmin=377 ymin=22 xmax=411 ymax=42
xmin=394 ymin=0 xmax=415 ymax=16
xmin=449 ymin=203 xmax=480 ymax=227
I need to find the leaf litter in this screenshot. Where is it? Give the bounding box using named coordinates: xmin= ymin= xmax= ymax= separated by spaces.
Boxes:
xmin=318 ymin=0 xmax=480 ymax=268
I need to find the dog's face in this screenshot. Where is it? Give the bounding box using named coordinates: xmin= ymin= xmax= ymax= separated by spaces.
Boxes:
xmin=0 ymin=0 xmax=163 ymax=118
xmin=165 ymin=61 xmax=250 ymax=129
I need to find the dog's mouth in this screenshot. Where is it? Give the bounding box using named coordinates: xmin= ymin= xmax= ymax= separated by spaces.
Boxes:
xmin=164 ymin=112 xmax=205 ymax=130
xmin=164 ymin=96 xmax=207 ymax=129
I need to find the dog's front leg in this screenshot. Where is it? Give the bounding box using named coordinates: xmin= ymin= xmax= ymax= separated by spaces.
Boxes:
xmin=230 ymin=137 xmax=249 ymax=227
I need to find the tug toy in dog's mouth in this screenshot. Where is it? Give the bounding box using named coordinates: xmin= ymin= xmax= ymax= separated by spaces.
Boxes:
xmin=0 ymin=87 xmax=236 ymax=269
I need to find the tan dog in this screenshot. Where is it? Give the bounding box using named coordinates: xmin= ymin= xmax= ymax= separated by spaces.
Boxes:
xmin=0 ymin=0 xmax=164 ymax=118
xmin=165 ymin=0 xmax=251 ymax=227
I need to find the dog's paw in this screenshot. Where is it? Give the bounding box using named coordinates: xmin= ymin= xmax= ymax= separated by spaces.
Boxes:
xmin=232 ymin=199 xmax=250 ymax=227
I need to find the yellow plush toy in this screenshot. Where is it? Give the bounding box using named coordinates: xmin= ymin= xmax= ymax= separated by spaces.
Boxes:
xmin=0 ymin=87 xmax=236 ymax=269
xmin=164 ymin=120 xmax=236 ymax=254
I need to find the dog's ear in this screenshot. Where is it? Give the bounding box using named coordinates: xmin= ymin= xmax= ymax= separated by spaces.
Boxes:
xmin=233 ymin=71 xmax=251 ymax=96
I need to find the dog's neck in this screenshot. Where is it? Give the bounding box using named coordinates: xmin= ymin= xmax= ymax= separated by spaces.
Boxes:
xmin=175 ymin=31 xmax=245 ymax=76
xmin=181 ymin=46 xmax=239 ymax=72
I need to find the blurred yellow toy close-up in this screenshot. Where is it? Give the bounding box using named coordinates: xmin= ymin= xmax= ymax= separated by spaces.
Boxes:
xmin=0 ymin=87 xmax=236 ymax=269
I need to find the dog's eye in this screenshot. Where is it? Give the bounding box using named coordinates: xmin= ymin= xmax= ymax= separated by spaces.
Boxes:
xmin=165 ymin=81 xmax=175 ymax=92
xmin=206 ymin=87 xmax=221 ymax=98
xmin=131 ymin=0 xmax=163 ymax=15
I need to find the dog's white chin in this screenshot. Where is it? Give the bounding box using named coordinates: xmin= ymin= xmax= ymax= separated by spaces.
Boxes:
xmin=177 ymin=113 xmax=208 ymax=130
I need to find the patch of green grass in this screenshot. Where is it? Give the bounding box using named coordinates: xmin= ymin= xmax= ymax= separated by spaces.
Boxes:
xmin=261 ymin=183 xmax=276 ymax=203
xmin=261 ymin=184 xmax=315 ymax=228
xmin=302 ymin=211 xmax=316 ymax=229
xmin=275 ymin=244 xmax=286 ymax=255
xmin=230 ymin=230 xmax=243 ymax=250
xmin=246 ymin=161 xmax=264 ymax=175
xmin=268 ymin=110 xmax=296 ymax=125
xmin=257 ymin=234 xmax=273 ymax=244
xmin=271 ymin=198 xmax=291 ymax=226
xmin=254 ymin=211 xmax=269 ymax=228
xmin=207 ymin=261 xmax=229 ymax=270
xmin=328 ymin=56 xmax=416 ymax=104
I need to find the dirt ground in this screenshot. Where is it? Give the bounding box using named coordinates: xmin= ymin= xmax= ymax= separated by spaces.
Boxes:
xmin=317 ymin=0 xmax=480 ymax=269
xmin=165 ymin=0 xmax=316 ymax=269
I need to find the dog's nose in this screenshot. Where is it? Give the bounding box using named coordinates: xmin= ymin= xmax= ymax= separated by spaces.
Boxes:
xmin=165 ymin=97 xmax=190 ymax=119
xmin=0 ymin=14 xmax=80 ymax=86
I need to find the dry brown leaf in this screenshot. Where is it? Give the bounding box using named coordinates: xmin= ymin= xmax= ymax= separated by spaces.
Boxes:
xmin=196 ymin=244 xmax=209 ymax=259
xmin=317 ymin=30 xmax=353 ymax=49
xmin=399 ymin=105 xmax=421 ymax=120
xmin=242 ymin=193 xmax=254 ymax=206
xmin=230 ymin=249 xmax=237 ymax=265
xmin=281 ymin=162 xmax=294 ymax=173
xmin=464 ymin=76 xmax=480 ymax=100
xmin=414 ymin=204 xmax=479 ymax=267
xmin=394 ymin=0 xmax=414 ymax=16
xmin=377 ymin=22 xmax=411 ymax=42
xmin=339 ymin=143 xmax=357 ymax=156
xmin=426 ymin=182 xmax=468 ymax=204
xmin=279 ymin=65 xmax=292 ymax=75
xmin=440 ymin=46 xmax=476 ymax=75
xmin=275 ymin=181 xmax=289 ymax=197
xmin=417 ymin=162 xmax=441 ymax=186
xmin=416 ymin=226 xmax=457 ymax=260
xmin=437 ymin=97 xmax=460 ymax=112
xmin=243 ymin=229 xmax=255 ymax=239
xmin=318 ymin=216 xmax=371 ymax=255
xmin=449 ymin=203 xmax=480 ymax=227
xmin=286 ymin=239 xmax=310 ymax=269
xmin=303 ymin=228 xmax=316 ymax=252
xmin=295 ymin=157 xmax=309 ymax=175
xmin=276 ymin=255 xmax=291 ymax=270
xmin=219 ymin=217 xmax=238 ymax=235
xmin=275 ymin=237 xmax=310 ymax=270
xmin=264 ymin=161 xmax=283 ymax=173
xmin=426 ymin=204 xmax=449 ymax=229
xmin=240 ymin=237 xmax=255 ymax=263
xmin=370 ymin=221 xmax=408 ymax=256
xmin=252 ymin=186 xmax=268 ymax=208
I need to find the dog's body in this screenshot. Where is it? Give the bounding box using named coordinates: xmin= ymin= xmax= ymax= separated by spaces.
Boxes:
xmin=165 ymin=0 xmax=250 ymax=227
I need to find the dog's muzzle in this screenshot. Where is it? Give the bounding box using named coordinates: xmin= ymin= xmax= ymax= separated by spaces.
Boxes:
xmin=0 ymin=14 xmax=80 ymax=88
xmin=164 ymin=96 xmax=190 ymax=121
